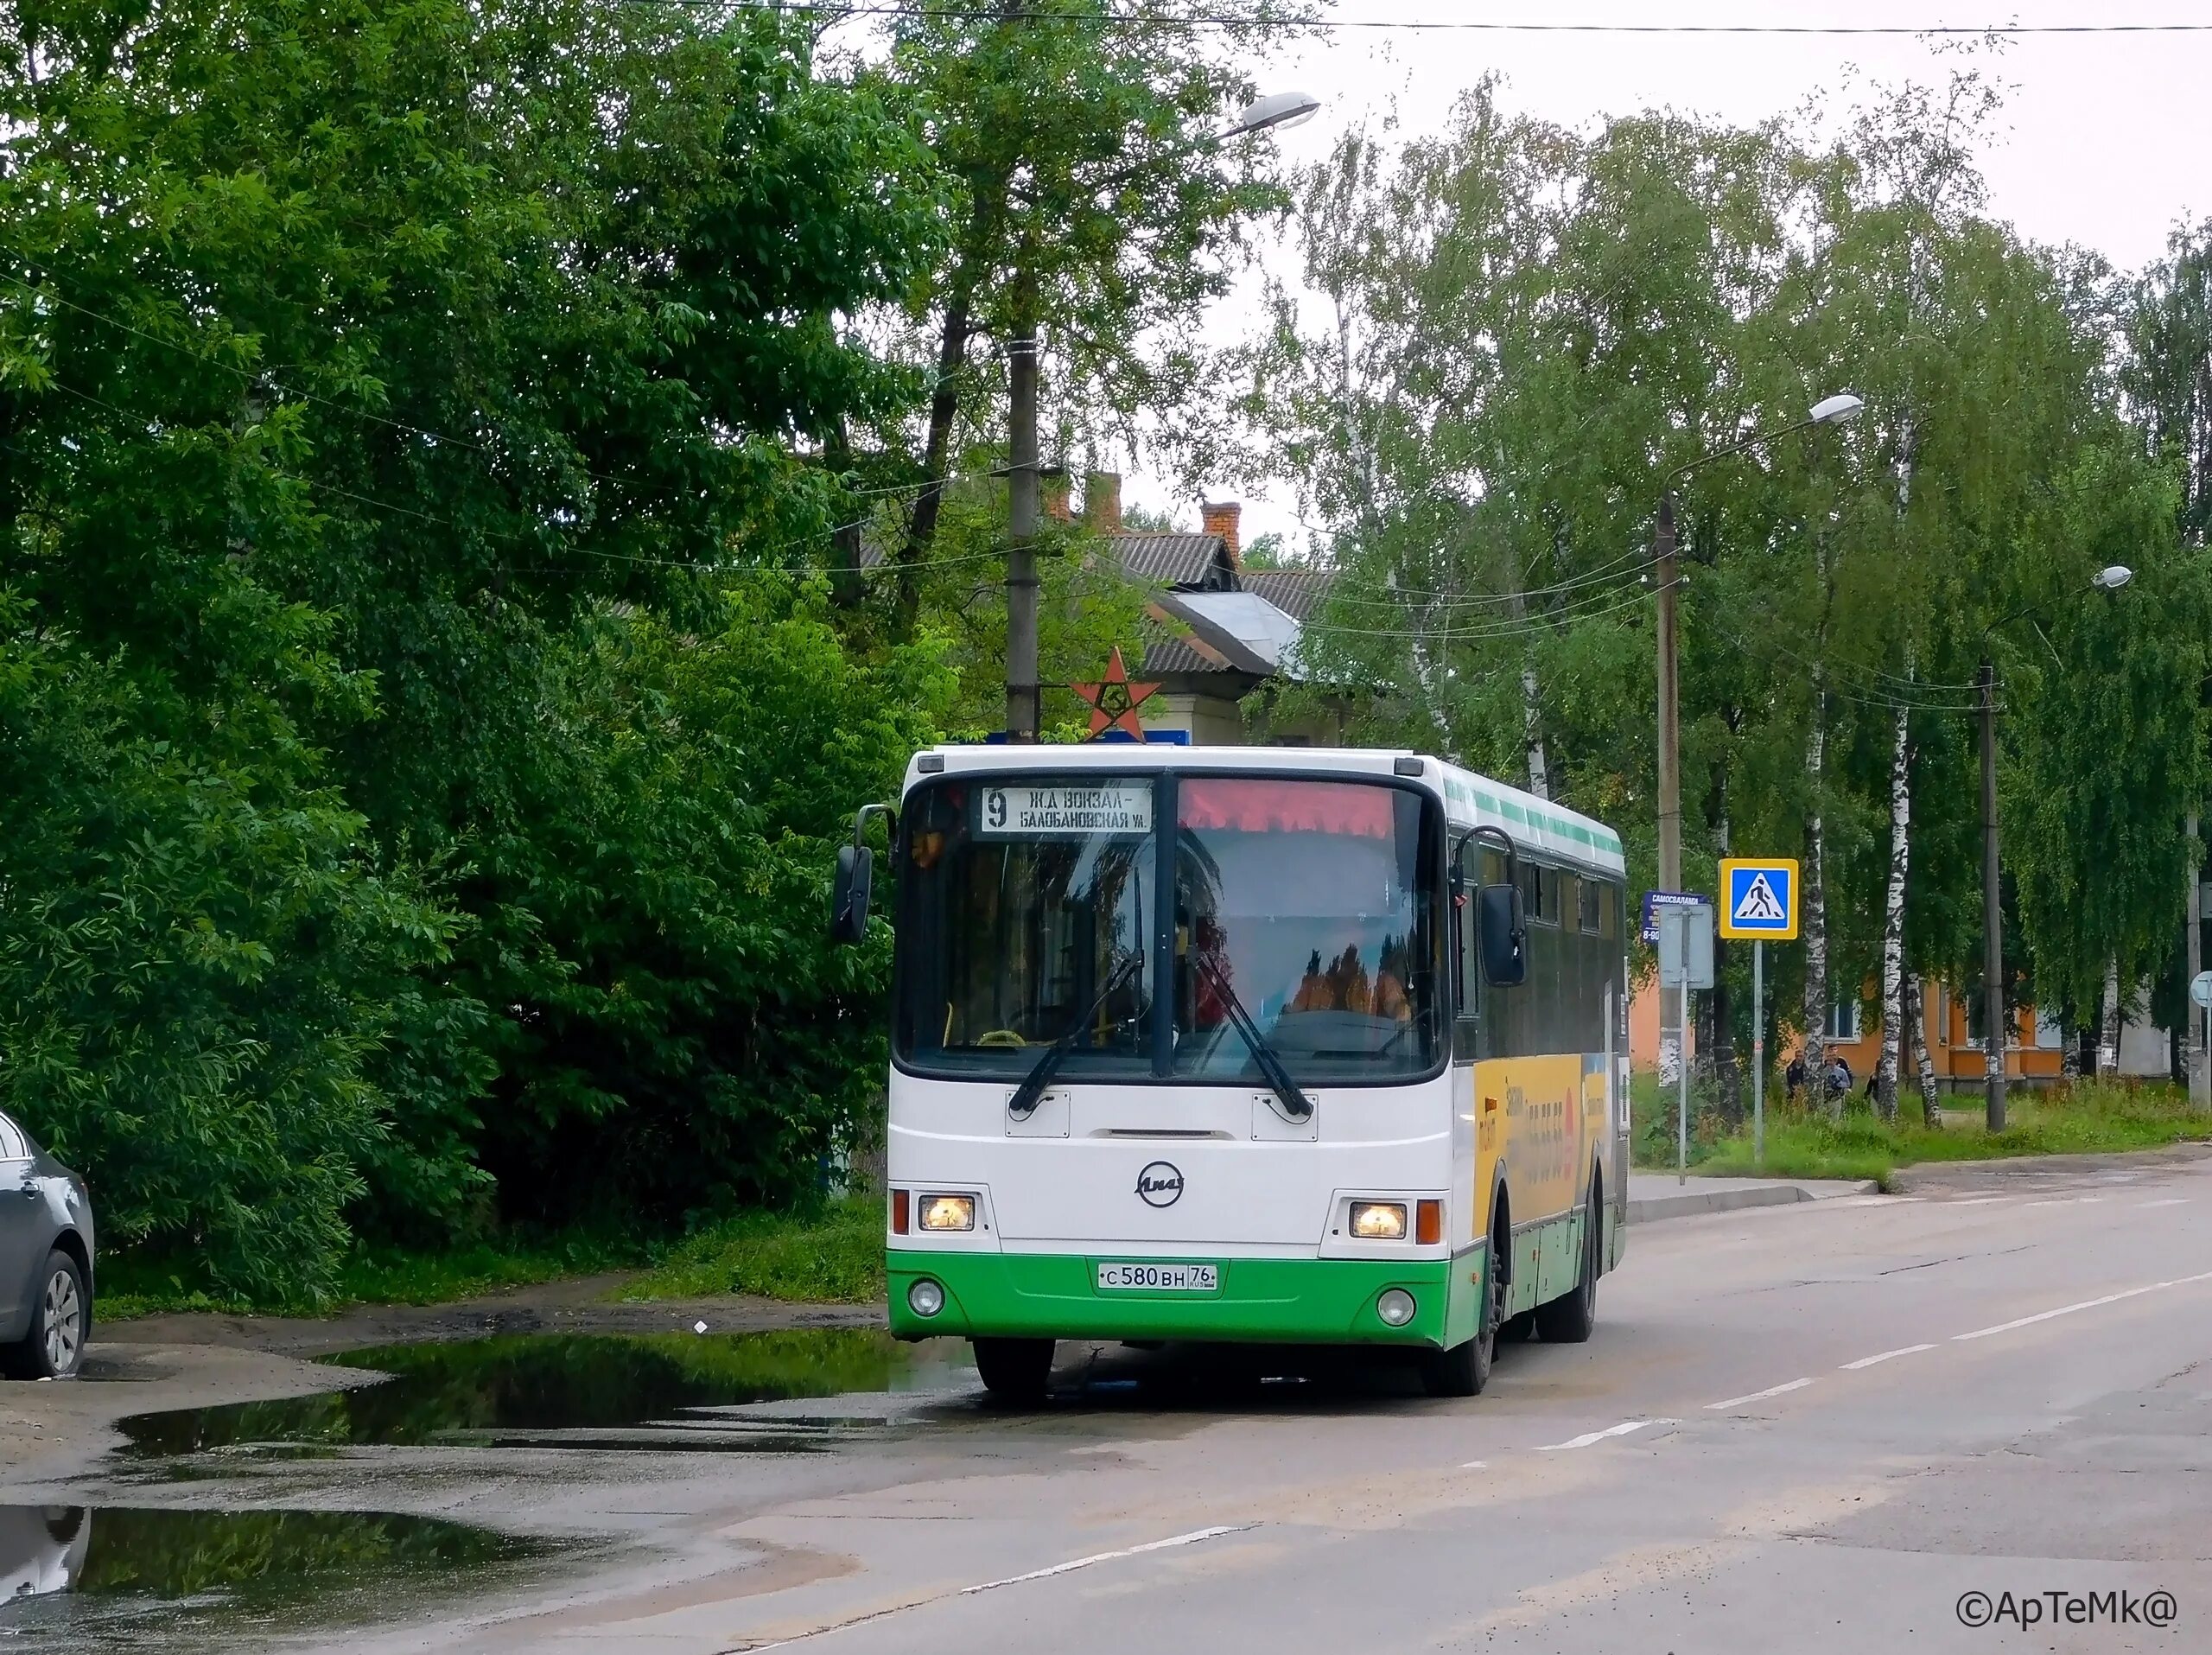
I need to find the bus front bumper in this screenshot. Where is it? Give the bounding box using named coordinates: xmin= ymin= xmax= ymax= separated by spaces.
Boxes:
xmin=888 ymin=1247 xmax=1482 ymax=1349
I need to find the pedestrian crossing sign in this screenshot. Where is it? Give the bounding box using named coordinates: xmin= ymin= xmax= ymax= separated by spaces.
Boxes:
xmin=1719 ymin=858 xmax=1799 ymax=939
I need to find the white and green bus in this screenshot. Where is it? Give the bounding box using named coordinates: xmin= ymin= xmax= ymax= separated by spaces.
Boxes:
xmin=832 ymin=744 xmax=1629 ymax=1402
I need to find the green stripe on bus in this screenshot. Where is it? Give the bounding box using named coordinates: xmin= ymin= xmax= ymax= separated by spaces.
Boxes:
xmin=887 ymin=1251 xmax=1472 ymax=1347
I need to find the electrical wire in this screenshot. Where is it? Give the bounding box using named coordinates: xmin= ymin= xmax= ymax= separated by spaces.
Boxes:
xmin=653 ymin=3 xmax=2212 ymax=35
xmin=1304 ymin=570 xmax=1657 ymax=641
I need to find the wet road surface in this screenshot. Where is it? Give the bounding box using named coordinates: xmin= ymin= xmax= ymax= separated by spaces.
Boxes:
xmin=3 ymin=1149 xmax=2208 ymax=1652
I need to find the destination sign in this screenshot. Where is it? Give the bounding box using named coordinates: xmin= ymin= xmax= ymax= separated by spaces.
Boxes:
xmin=976 ymin=782 xmax=1153 ymax=837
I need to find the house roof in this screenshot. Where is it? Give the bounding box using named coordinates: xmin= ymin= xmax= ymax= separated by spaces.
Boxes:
xmin=1142 ymin=587 xmax=1313 ymax=683
xmin=1113 ymin=531 xmax=1237 ymax=589
xmin=1240 ymin=566 xmax=1327 ymax=623
xmin=851 ymin=525 xmax=1237 ymax=593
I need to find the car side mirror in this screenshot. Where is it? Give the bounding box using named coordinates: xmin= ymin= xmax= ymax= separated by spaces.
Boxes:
xmin=830 ymin=843 xmax=874 ymax=945
xmin=1478 ymin=882 xmax=1526 ymax=986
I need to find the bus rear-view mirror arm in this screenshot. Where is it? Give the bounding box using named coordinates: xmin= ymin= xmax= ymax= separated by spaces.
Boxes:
xmin=830 ymin=803 xmax=896 ymax=945
xmin=1459 ymin=824 xmax=1528 ymax=988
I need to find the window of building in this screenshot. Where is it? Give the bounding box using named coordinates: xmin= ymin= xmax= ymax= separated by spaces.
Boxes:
xmin=1962 ymin=984 xmax=2012 ymax=1050
xmin=1825 ymin=1002 xmax=1861 ymax=1042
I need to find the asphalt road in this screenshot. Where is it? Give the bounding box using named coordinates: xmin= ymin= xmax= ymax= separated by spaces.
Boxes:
xmin=385 ymin=1149 xmax=2212 ymax=1655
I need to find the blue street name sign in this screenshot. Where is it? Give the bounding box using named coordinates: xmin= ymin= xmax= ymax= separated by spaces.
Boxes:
xmin=1641 ymin=889 xmax=1705 ymax=945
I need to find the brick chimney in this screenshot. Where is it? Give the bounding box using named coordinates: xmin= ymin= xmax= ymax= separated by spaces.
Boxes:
xmin=1083 ymin=471 xmax=1122 ymax=533
xmin=1201 ymin=500 xmax=1243 ymax=567
xmin=1042 ymin=468 xmax=1071 ymax=523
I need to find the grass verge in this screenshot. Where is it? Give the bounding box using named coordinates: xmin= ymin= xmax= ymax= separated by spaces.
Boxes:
xmin=99 ymin=1199 xmax=880 ymax=1322
xmin=96 ymin=1228 xmax=662 ymax=1322
xmin=1633 ymin=1074 xmax=2212 ymax=1187
xmin=620 ymin=1196 xmax=882 ymax=1305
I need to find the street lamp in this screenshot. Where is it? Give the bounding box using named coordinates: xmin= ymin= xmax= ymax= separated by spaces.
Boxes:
xmin=1227 ymin=91 xmax=1323 ymax=137
xmin=1976 ymin=564 xmax=2133 ymax=1131
xmin=1651 ymin=391 xmax=1861 ymax=1077
xmin=1002 ymin=90 xmax=1322 ymax=742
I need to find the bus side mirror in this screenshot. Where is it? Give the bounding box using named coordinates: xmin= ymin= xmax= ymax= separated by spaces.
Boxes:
xmin=1478 ymin=883 xmax=1526 ymax=986
xmin=830 ymin=843 xmax=874 ymax=945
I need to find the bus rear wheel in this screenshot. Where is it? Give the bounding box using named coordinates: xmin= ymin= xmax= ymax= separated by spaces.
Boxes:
xmin=1535 ymin=1177 xmax=1602 ymax=1344
xmin=973 ymin=1337 xmax=1055 ymax=1406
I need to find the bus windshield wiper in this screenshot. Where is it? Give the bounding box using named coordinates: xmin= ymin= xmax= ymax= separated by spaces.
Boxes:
xmin=1193 ymin=953 xmax=1315 ymax=1123
xmin=1007 ymin=950 xmax=1144 ymax=1120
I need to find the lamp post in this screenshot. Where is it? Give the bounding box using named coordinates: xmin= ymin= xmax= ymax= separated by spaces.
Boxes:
xmin=1653 ymin=392 xmax=1862 ymax=1076
xmin=1976 ymin=562 xmax=2133 ymax=1130
xmin=1003 ymin=90 xmax=1319 ymax=741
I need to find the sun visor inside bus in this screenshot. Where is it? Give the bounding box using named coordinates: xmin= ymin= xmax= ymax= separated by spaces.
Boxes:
xmin=1178 ymin=778 xmax=1396 ymax=838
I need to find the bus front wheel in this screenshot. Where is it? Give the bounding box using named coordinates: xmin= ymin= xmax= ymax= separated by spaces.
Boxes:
xmin=973 ymin=1337 xmax=1055 ymax=1405
xmin=1421 ymin=1244 xmax=1503 ymax=1398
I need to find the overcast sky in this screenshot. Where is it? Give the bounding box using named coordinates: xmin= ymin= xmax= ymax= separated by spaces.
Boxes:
xmin=1125 ymin=0 xmax=2212 ymax=548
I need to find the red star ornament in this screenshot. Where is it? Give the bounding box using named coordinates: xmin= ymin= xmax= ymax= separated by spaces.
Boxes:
xmin=1069 ymin=646 xmax=1160 ymax=739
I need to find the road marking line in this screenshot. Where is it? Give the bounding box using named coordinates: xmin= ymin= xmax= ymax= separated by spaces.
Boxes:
xmin=2022 ymin=1196 xmax=2104 ymax=1207
xmin=1840 ymin=1343 xmax=1936 ymax=1370
xmin=958 ymin=1525 xmax=1250 ymax=1595
xmin=1459 ymin=1459 xmax=1488 ymax=1468
xmin=1955 ymin=1270 xmax=2212 ymax=1342
xmin=1534 ymin=1418 xmax=1676 ymax=1451
xmin=1943 ymin=1196 xmax=2009 ymax=1206
xmin=733 ymin=1527 xmax=1256 ymax=1647
xmin=2137 ymin=1198 xmax=2189 ymax=1208
xmin=1704 ymin=1378 xmax=1815 ymax=1410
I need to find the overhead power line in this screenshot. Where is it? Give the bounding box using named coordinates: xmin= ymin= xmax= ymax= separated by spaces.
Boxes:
xmin=689 ymin=3 xmax=2212 ymax=36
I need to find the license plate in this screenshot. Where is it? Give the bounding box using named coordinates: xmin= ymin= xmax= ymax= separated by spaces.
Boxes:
xmin=1096 ymin=1262 xmax=1218 ymax=1292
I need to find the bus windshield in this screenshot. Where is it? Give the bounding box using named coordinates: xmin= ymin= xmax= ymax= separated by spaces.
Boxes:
xmin=1174 ymin=777 xmax=1443 ymax=1081
xmin=893 ymin=771 xmax=1444 ymax=1085
xmin=895 ymin=778 xmax=1155 ymax=1078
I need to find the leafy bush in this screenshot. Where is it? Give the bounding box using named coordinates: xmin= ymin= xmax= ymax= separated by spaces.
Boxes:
xmin=463 ymin=583 xmax=950 ymax=1229
xmin=0 ymin=595 xmax=461 ymax=1301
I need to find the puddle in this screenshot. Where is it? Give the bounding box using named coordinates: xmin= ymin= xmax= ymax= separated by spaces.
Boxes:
xmin=123 ymin=1329 xmax=976 ymax=1455
xmin=0 ymin=1503 xmax=548 ymax=1647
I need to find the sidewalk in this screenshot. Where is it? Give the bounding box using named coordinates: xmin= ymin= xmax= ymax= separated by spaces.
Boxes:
xmin=1626 ymin=1171 xmax=1878 ymax=1224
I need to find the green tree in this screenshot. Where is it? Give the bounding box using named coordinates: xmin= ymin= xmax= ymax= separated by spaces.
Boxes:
xmin=1 ymin=0 xmax=946 ymax=1290
xmin=868 ymin=0 xmax=1302 ymax=638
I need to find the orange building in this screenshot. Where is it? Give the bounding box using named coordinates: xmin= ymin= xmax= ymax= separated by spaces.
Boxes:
xmin=1630 ymin=979 xmax=2075 ymax=1089
xmin=1810 ymin=985 xmax=2069 ymax=1088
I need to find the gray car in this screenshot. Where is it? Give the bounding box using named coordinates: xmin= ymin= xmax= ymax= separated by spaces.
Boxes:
xmin=0 ymin=1111 xmax=93 ymax=1379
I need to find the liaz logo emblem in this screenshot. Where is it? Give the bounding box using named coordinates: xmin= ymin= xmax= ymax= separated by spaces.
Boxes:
xmin=1135 ymin=1161 xmax=1185 ymax=1208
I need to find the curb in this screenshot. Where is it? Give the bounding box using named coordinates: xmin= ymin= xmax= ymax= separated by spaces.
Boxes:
xmin=1888 ymin=1142 xmax=2212 ymax=1191
xmin=1627 ymin=1180 xmax=1878 ymax=1225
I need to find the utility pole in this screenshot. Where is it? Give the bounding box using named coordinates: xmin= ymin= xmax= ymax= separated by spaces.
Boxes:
xmin=1004 ymin=296 xmax=1040 ymax=743
xmin=1979 ymin=656 xmax=2006 ymax=1131
xmin=1646 ymin=396 xmax=1861 ymax=1089
xmin=2189 ymin=810 xmax=2207 ymax=1106
xmin=1655 ymin=490 xmax=1681 ymax=1079
xmin=1971 ymin=566 xmax=2133 ymax=1123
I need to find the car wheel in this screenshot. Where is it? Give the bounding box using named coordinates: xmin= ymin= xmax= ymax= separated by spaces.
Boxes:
xmin=10 ymin=1251 xmax=87 ymax=1380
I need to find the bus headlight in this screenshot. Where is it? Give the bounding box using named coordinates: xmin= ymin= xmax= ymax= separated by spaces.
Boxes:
xmin=908 ymin=1278 xmax=946 ymax=1317
xmin=1351 ymin=1201 xmax=1408 ymax=1240
xmin=918 ymin=1194 xmax=976 ymax=1232
xmin=1376 ymin=1289 xmax=1417 ymax=1327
